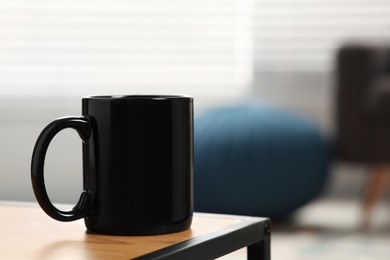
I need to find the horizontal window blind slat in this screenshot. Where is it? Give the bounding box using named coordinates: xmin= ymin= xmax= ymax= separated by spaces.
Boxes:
xmin=254 ymin=0 xmax=390 ymax=71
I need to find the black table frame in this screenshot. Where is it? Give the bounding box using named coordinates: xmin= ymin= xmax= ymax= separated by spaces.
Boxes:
xmin=135 ymin=216 xmax=271 ymax=260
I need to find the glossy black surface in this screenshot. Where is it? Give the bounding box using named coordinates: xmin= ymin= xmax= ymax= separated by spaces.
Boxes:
xmin=31 ymin=95 xmax=193 ymax=235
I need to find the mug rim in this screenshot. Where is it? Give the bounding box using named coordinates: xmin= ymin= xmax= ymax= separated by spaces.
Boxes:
xmin=83 ymin=95 xmax=192 ymax=100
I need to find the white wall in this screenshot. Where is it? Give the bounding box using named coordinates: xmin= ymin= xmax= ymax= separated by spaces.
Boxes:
xmin=0 ymin=98 xmax=80 ymax=203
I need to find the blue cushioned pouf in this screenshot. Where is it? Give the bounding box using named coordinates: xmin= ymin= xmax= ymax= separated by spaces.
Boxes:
xmin=194 ymin=103 xmax=331 ymax=217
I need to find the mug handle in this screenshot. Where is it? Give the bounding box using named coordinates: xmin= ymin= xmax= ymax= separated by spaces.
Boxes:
xmin=31 ymin=116 xmax=94 ymax=221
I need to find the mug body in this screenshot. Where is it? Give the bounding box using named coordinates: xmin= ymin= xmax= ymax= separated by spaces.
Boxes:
xmin=82 ymin=95 xmax=193 ymax=235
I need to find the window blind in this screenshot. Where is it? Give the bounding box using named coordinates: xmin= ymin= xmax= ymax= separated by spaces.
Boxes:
xmin=0 ymin=0 xmax=252 ymax=97
xmin=254 ymin=0 xmax=390 ymax=72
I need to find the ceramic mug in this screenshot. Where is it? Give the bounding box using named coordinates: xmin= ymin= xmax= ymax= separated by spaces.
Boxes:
xmin=31 ymin=95 xmax=193 ymax=235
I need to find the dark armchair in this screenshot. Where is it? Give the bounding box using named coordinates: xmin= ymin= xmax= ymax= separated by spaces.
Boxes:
xmin=336 ymin=42 xmax=390 ymax=227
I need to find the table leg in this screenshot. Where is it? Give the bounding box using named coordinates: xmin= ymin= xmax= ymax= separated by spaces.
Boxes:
xmin=247 ymin=222 xmax=271 ymax=260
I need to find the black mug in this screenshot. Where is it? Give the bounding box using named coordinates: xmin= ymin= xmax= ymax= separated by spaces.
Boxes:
xmin=31 ymin=95 xmax=193 ymax=235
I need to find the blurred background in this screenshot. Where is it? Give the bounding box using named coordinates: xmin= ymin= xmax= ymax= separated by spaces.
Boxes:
xmin=0 ymin=0 xmax=389 ymax=206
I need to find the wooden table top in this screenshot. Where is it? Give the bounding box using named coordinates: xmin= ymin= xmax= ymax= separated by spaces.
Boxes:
xmin=0 ymin=202 xmax=263 ymax=259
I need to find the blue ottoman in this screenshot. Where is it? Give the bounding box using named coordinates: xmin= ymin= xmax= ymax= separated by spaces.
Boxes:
xmin=194 ymin=103 xmax=331 ymax=217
